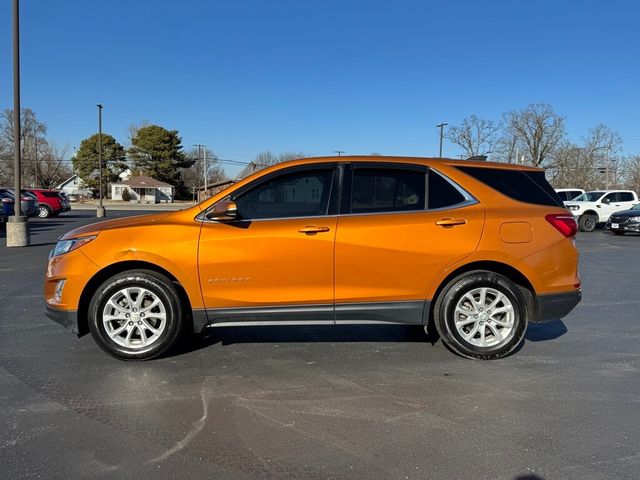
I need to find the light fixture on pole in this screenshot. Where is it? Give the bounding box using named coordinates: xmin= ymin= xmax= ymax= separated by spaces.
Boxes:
xmin=436 ymin=123 xmax=448 ymax=158
xmin=6 ymin=0 xmax=30 ymax=247
xmin=96 ymin=104 xmax=105 ymax=218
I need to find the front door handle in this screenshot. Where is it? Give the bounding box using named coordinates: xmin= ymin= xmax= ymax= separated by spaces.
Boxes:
xmin=435 ymin=218 xmax=467 ymax=227
xmin=298 ymin=225 xmax=330 ymax=234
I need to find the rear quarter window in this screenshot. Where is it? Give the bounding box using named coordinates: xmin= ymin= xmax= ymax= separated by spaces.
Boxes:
xmin=456 ymin=166 xmax=563 ymax=207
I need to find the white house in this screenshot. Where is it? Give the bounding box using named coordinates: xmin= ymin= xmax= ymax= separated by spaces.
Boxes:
xmin=111 ymin=175 xmax=174 ymax=203
xmin=57 ymin=174 xmax=92 ymax=197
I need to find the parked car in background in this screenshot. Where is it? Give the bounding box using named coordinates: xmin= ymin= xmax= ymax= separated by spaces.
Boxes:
xmin=555 ymin=188 xmax=585 ymax=203
xmin=26 ymin=188 xmax=66 ymax=218
xmin=46 ymin=156 xmax=581 ymax=362
xmin=564 ymin=190 xmax=639 ymax=232
xmin=605 ymin=203 xmax=640 ymax=235
xmin=0 ymin=188 xmax=39 ymax=217
xmin=58 ymin=192 xmax=71 ymax=212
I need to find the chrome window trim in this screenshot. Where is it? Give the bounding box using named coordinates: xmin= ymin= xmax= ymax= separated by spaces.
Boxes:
xmin=196 ymin=162 xmax=478 ymax=224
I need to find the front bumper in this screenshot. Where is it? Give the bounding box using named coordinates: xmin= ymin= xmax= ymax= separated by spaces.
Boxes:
xmin=45 ymin=304 xmax=79 ymax=335
xmin=535 ymin=290 xmax=582 ymax=322
xmin=605 ymin=219 xmax=640 ymax=233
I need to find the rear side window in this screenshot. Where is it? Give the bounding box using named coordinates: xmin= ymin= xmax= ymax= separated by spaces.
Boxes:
xmin=456 ymin=166 xmax=562 ymax=207
xmin=428 ymin=170 xmax=467 ymax=209
xmin=43 ymin=191 xmax=60 ymax=198
xmin=618 ymin=192 xmax=635 ymax=202
xmin=350 ymin=168 xmax=425 ymax=214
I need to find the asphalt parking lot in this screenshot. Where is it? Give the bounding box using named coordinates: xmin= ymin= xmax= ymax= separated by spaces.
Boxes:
xmin=1 ymin=211 xmax=638 ymax=480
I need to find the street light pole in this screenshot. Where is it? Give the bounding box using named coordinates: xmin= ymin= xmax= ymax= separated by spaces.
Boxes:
xmin=436 ymin=123 xmax=448 ymax=158
xmin=334 ymin=150 xmax=345 ymax=156
xmin=96 ymin=104 xmax=105 ymax=218
xmin=34 ymin=135 xmax=38 ymax=188
xmin=7 ymin=0 xmax=30 ymax=247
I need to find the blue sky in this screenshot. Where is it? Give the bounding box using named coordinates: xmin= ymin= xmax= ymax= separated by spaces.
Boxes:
xmin=1 ymin=0 xmax=639 ymax=176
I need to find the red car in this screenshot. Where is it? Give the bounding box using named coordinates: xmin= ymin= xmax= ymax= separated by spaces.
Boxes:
xmin=27 ymin=189 xmax=65 ymax=218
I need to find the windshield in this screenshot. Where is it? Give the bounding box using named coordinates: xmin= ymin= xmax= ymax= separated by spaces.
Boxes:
xmin=573 ymin=191 xmax=605 ymax=202
xmin=632 ymin=203 xmax=640 ymax=210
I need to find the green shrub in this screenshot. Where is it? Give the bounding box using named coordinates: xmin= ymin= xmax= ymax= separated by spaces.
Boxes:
xmin=121 ymin=188 xmax=131 ymax=202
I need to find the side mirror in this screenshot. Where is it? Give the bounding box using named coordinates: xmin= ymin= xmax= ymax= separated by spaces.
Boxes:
xmin=206 ymin=200 xmax=238 ymax=221
xmin=602 ymin=198 xmax=610 ymax=205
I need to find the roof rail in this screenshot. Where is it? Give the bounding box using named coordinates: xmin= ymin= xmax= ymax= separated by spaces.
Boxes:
xmin=467 ymin=155 xmax=488 ymax=161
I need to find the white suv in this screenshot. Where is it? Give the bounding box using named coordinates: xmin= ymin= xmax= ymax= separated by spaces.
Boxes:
xmin=565 ymin=190 xmax=639 ymax=232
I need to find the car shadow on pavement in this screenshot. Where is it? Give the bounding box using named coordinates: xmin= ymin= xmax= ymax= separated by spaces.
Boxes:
xmin=177 ymin=324 xmax=430 ymax=354
xmin=525 ymin=319 xmax=568 ymax=342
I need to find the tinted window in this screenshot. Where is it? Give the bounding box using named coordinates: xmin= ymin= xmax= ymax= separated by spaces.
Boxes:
xmin=350 ymin=168 xmax=425 ymax=214
xmin=456 ymin=166 xmax=562 ymax=207
xmin=234 ymin=168 xmax=334 ymax=219
xmin=428 ymin=170 xmax=467 ymax=209
xmin=602 ymin=193 xmax=617 ymax=203
xmin=557 ymin=191 xmax=571 ymax=202
xmin=618 ymin=192 xmax=635 ymax=202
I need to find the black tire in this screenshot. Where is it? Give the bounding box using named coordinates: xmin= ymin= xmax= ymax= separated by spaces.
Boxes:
xmin=433 ymin=271 xmax=528 ymax=360
xmin=38 ymin=204 xmax=51 ymax=218
xmin=88 ymin=270 xmax=185 ymax=360
xmin=578 ymin=214 xmax=597 ymax=232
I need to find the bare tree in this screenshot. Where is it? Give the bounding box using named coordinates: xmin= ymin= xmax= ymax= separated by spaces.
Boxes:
xmin=237 ymin=151 xmax=307 ymax=179
xmin=445 ymin=115 xmax=501 ymax=158
xmin=547 ymin=124 xmax=623 ymax=190
xmin=0 ymin=108 xmax=48 ymax=186
xmin=181 ymin=147 xmax=227 ymax=192
xmin=36 ymin=143 xmax=73 ymax=189
xmin=623 ymin=155 xmax=640 ymax=193
xmin=502 ymin=103 xmax=566 ymax=166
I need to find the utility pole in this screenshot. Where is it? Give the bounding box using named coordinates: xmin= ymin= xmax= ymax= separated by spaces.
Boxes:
xmin=7 ymin=0 xmax=29 ymax=247
xmin=203 ymin=146 xmax=208 ymax=195
xmin=436 ymin=123 xmax=448 ymax=158
xmin=34 ymin=135 xmax=38 ymax=188
xmin=96 ymin=104 xmax=105 ymax=218
xmin=334 ymin=150 xmax=345 ymax=156
xmin=194 ymin=144 xmax=205 ymax=200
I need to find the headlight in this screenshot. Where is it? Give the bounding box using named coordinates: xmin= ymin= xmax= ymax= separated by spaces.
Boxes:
xmin=50 ymin=235 xmax=97 ymax=258
xmin=630 ymin=216 xmax=640 ymax=222
xmin=567 ymin=205 xmax=579 ymax=211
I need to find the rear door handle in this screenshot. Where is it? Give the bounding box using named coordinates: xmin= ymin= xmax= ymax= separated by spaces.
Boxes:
xmin=435 ymin=218 xmax=467 ymax=227
xmin=298 ymin=225 xmax=330 ymax=234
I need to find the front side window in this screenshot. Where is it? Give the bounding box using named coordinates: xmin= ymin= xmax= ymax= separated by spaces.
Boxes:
xmin=602 ymin=193 xmax=617 ymax=204
xmin=350 ymin=168 xmax=426 ymax=214
xmin=234 ymin=168 xmax=334 ymax=219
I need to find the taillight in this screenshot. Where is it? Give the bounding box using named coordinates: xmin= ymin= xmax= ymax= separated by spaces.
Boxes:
xmin=1 ymin=198 xmax=12 ymax=203
xmin=546 ymin=214 xmax=577 ymax=238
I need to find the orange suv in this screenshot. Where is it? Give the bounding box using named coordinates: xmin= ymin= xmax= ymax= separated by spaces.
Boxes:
xmin=45 ymin=156 xmax=581 ymax=360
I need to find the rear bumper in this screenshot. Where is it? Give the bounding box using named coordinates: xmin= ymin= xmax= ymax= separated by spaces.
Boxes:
xmin=45 ymin=304 xmax=79 ymax=335
xmin=535 ymin=290 xmax=581 ymax=322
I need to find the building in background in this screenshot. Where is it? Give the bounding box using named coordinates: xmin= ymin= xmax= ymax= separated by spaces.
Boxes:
xmin=111 ymin=175 xmax=174 ymax=203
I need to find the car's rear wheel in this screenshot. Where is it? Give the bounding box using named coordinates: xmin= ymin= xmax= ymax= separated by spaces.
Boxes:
xmin=432 ymin=271 xmax=528 ymax=360
xmin=88 ymin=270 xmax=184 ymax=360
xmin=578 ymin=214 xmax=597 ymax=232
xmin=38 ymin=205 xmax=51 ymax=218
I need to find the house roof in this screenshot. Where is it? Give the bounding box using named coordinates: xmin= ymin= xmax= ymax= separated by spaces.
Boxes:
xmin=116 ymin=175 xmax=173 ymax=188
xmin=57 ymin=174 xmax=81 ymax=188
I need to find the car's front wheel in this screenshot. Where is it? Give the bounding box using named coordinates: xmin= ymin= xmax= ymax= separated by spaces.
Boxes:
xmin=88 ymin=270 xmax=185 ymax=360
xmin=433 ymin=271 xmax=528 ymax=360
xmin=578 ymin=214 xmax=597 ymax=232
